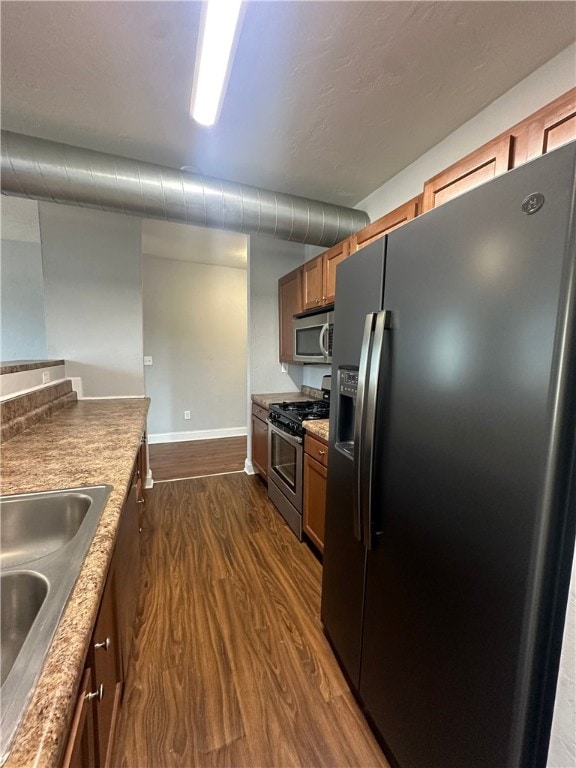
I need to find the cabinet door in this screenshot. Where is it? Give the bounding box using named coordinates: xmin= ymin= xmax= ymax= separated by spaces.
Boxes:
xmin=91 ymin=573 xmax=122 ymax=768
xmin=422 ymin=135 xmax=513 ymax=212
xmin=303 ymin=256 xmax=324 ymax=310
xmin=136 ymin=433 xmax=147 ymax=506
xmin=512 ymin=88 xmax=576 ymax=167
xmin=303 ymin=452 xmax=327 ymax=553
xmin=323 ymin=239 xmax=351 ymax=304
xmin=61 ymin=667 xmax=96 ymax=768
xmin=351 ymin=196 xmax=421 ymax=253
xmin=278 ymin=267 xmax=303 ymax=363
xmin=251 ymin=413 xmax=269 ymax=479
xmin=114 ymin=465 xmax=141 ymax=680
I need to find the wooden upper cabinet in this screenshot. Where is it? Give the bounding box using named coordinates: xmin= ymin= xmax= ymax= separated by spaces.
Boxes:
xmin=323 ymin=239 xmax=350 ymax=304
xmin=303 ymin=256 xmax=324 ymax=309
xmin=422 ymin=135 xmax=513 ymax=212
xmin=351 ymin=196 xmax=422 ymax=253
xmin=278 ymin=267 xmax=303 ymax=363
xmin=511 ymin=88 xmax=576 ymax=167
xmin=303 ymin=239 xmax=351 ymax=309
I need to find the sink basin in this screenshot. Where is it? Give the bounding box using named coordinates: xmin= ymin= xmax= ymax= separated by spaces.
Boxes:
xmin=0 ymin=484 xmax=111 ymax=764
xmin=1 ymin=572 xmax=48 ymax=686
xmin=1 ymin=493 xmax=92 ymax=568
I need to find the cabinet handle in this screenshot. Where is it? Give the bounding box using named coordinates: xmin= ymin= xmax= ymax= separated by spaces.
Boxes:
xmin=318 ymin=450 xmax=326 ymax=456
xmin=137 ymin=498 xmax=145 ymax=504
xmin=94 ymin=637 xmax=110 ymax=651
xmin=85 ymin=684 xmax=104 ymax=702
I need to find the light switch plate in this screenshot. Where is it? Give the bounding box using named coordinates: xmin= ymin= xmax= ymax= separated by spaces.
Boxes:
xmin=144 ymin=356 xmax=153 ymax=366
xmin=42 ymin=371 xmax=50 ymax=384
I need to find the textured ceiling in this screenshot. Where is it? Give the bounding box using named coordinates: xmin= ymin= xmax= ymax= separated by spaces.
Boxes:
xmin=1 ymin=1 xmax=575 ymax=206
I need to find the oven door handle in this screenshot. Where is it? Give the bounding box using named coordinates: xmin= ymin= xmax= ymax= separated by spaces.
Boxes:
xmin=267 ymin=420 xmax=303 ymax=447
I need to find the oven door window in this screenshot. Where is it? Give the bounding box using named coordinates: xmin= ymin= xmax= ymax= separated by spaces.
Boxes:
xmin=271 ymin=431 xmax=297 ymax=490
xmin=295 ymin=325 xmax=322 ymax=357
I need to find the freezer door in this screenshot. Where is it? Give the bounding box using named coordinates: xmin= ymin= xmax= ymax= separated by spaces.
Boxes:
xmin=321 ymin=240 xmax=385 ymax=688
xmin=359 ymin=144 xmax=576 ymax=768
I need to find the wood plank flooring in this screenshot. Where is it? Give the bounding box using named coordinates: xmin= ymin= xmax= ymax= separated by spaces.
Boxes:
xmin=112 ymin=474 xmax=389 ymax=768
xmin=149 ymin=437 xmax=247 ymax=481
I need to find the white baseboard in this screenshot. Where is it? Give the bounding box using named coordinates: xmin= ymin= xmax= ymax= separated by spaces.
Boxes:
xmin=244 ymin=458 xmax=255 ymax=475
xmin=80 ymin=395 xmax=147 ymax=400
xmin=148 ymin=427 xmax=248 ymax=445
xmin=69 ymin=377 xmax=83 ymax=398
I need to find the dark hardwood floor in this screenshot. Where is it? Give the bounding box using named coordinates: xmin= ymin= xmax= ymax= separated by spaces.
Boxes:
xmin=149 ymin=437 xmax=247 ymax=481
xmin=112 ymin=474 xmax=389 ymax=768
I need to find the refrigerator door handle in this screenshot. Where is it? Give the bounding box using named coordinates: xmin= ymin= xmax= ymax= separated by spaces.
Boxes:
xmin=353 ymin=313 xmax=376 ymax=542
xmin=363 ymin=309 xmax=392 ymax=550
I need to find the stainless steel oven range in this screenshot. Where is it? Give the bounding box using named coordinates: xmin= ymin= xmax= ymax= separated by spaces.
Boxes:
xmin=267 ymin=398 xmax=330 ymax=539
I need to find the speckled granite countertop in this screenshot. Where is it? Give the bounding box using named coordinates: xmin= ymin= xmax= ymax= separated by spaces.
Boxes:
xmin=251 ymin=391 xmax=315 ymax=408
xmin=0 ymin=359 xmax=65 ymax=375
xmin=303 ymin=419 xmax=330 ymax=442
xmin=0 ymin=398 xmax=149 ymax=768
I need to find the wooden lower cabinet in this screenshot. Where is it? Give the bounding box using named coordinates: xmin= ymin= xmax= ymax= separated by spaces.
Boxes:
xmin=251 ymin=403 xmax=269 ymax=479
xmin=114 ymin=462 xmax=142 ymax=679
xmin=91 ymin=570 xmax=122 ymax=768
xmin=61 ymin=668 xmax=96 ymax=768
xmin=303 ymin=434 xmax=329 ymax=553
xmin=62 ymin=454 xmax=143 ymax=767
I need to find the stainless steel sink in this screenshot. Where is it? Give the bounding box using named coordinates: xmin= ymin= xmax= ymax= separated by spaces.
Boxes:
xmin=1 ymin=572 xmax=48 ymax=686
xmin=1 ymin=493 xmax=92 ymax=568
xmin=0 ymin=485 xmax=112 ymax=765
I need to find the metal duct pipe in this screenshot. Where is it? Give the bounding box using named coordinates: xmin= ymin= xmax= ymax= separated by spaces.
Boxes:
xmin=1 ymin=131 xmax=369 ymax=247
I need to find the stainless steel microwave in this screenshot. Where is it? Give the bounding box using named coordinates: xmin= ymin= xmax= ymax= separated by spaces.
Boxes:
xmin=293 ymin=310 xmax=333 ymax=363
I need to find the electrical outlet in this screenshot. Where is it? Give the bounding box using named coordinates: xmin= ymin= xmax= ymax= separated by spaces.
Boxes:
xmin=42 ymin=371 xmax=50 ymax=384
xmin=184 ymin=410 xmax=191 ymax=420
xmin=281 ymin=363 xmax=288 ymax=373
xmin=144 ymin=356 xmax=153 ymax=366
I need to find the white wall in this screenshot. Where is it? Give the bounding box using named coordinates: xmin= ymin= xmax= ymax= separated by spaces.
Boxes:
xmin=0 ymin=198 xmax=47 ymax=361
xmin=548 ymin=552 xmax=576 ymax=768
xmin=358 ymin=43 xmax=576 ymax=220
xmin=246 ymin=234 xmax=305 ymax=470
xmin=39 ymin=203 xmax=144 ymax=397
xmin=248 ymin=235 xmax=304 ymax=395
xmin=0 ymin=240 xmax=47 ymax=360
xmin=143 ymin=255 xmax=247 ymax=440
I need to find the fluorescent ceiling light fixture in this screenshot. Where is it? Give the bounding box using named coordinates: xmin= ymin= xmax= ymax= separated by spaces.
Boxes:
xmin=191 ymin=0 xmax=243 ymax=127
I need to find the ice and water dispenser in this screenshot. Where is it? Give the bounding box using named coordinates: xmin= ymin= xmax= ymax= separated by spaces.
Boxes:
xmin=335 ymin=367 xmax=358 ymax=458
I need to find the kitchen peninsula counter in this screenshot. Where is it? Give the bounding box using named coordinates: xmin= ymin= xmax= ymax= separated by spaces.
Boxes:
xmin=0 ymin=397 xmax=149 ymax=768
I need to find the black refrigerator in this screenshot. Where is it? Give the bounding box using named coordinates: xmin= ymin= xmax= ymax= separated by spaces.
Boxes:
xmin=321 ymin=141 xmax=576 ymax=768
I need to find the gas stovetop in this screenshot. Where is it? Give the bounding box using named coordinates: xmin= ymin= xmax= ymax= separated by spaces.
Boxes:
xmin=268 ymin=399 xmax=330 ymax=438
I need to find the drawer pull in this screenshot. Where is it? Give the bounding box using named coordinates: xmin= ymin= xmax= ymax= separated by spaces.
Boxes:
xmin=318 ymin=450 xmax=326 ymax=456
xmin=94 ymin=637 xmax=110 ymax=651
xmin=85 ymin=684 xmax=104 ymax=702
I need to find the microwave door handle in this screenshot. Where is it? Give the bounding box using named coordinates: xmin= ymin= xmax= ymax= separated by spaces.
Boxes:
xmin=353 ymin=313 xmax=375 ymax=543
xmin=319 ymin=322 xmax=330 ymax=358
xmin=362 ymin=310 xmax=391 ymax=550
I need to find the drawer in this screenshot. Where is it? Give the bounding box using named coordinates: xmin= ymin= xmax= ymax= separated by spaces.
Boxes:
xmin=252 ymin=403 xmax=269 ymax=422
xmin=304 ymin=434 xmax=328 ymax=468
